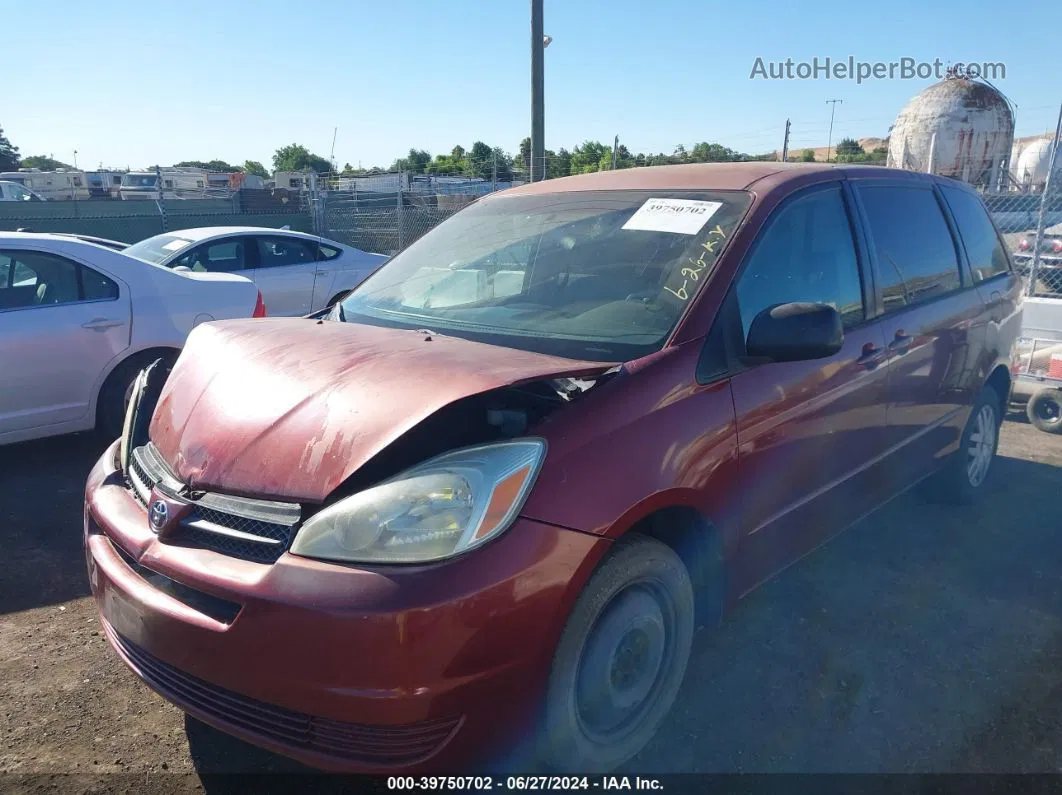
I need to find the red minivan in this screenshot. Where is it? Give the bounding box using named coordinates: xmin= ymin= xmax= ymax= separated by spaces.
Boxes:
xmin=84 ymin=163 xmax=1022 ymax=773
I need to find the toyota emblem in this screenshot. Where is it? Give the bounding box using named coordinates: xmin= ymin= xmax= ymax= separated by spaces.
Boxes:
xmin=149 ymin=499 xmax=169 ymax=531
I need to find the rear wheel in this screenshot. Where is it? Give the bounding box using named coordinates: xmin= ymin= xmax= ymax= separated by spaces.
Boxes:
xmin=933 ymin=386 xmax=1001 ymax=504
xmin=1027 ymin=389 xmax=1062 ymax=434
xmin=536 ymin=535 xmax=694 ymax=773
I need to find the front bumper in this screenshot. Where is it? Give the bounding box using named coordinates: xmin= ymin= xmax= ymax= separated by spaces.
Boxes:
xmin=84 ymin=441 xmax=608 ymax=772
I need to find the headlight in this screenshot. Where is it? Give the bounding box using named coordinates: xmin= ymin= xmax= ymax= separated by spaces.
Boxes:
xmin=290 ymin=439 xmax=546 ymax=564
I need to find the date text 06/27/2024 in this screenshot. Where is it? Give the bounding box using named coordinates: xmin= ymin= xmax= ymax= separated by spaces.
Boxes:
xmin=386 ymin=776 xmax=665 ymax=791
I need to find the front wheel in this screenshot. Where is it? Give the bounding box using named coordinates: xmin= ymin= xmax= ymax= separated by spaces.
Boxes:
xmin=536 ymin=535 xmax=694 ymax=773
xmin=1027 ymin=389 xmax=1062 ymax=434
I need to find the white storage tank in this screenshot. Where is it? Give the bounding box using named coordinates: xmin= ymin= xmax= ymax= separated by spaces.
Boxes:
xmin=887 ymin=76 xmax=1015 ymax=188
xmin=1015 ymin=137 xmax=1062 ymax=192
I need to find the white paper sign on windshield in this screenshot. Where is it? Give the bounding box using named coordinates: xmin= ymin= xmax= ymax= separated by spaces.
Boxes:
xmin=162 ymin=239 xmax=191 ymax=252
xmin=621 ymin=198 xmax=723 ymax=235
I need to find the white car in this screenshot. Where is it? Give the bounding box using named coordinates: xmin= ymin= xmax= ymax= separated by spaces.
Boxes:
xmin=0 ymin=232 xmax=264 ymax=446
xmin=122 ymin=226 xmax=388 ymax=316
xmin=0 ymin=180 xmax=45 ymax=202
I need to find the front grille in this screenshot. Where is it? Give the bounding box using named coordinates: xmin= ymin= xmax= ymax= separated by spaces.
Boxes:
xmin=107 ymin=627 xmax=461 ymax=766
xmin=125 ymin=444 xmax=302 ymax=565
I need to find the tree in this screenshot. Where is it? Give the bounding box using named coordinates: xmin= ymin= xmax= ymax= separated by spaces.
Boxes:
xmin=834 ymin=138 xmax=863 ymax=158
xmin=689 ymin=142 xmax=743 ymax=163
xmin=273 ymin=143 xmax=332 ymax=174
xmin=518 ymin=137 xmax=531 ymax=174
xmin=569 ymin=141 xmax=611 ymax=174
xmin=546 ymin=147 xmax=571 ymax=179
xmin=175 ymin=159 xmax=241 ymax=172
xmin=19 ymin=155 xmax=71 ymax=170
xmin=801 ymin=148 xmax=817 ymax=162
xmin=0 ymin=125 xmax=20 ymax=171
xmin=243 ymin=160 xmax=269 ymax=178
xmin=390 ymin=148 xmax=431 ymax=174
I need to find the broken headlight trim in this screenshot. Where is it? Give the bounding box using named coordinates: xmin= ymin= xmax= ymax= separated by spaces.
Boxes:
xmin=289 ymin=439 xmax=547 ymax=564
xmin=119 ymin=368 xmax=148 ymax=477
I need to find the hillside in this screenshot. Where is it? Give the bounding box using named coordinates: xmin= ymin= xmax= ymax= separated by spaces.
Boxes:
xmin=775 ymin=131 xmax=1054 ymax=163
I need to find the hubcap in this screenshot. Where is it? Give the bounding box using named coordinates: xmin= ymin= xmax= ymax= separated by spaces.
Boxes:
xmin=966 ymin=404 xmax=996 ymax=487
xmin=574 ymin=585 xmax=673 ymax=742
xmin=1035 ymin=397 xmax=1061 ymax=424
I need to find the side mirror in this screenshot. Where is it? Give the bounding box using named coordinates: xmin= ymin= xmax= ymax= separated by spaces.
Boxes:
xmin=746 ymin=302 xmax=843 ymax=363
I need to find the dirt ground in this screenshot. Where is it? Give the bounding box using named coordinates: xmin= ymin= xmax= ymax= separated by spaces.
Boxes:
xmin=1 ymin=415 xmax=1061 ymax=792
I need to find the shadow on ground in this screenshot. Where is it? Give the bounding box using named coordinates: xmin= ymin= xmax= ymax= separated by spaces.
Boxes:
xmin=0 ymin=433 xmax=109 ymax=614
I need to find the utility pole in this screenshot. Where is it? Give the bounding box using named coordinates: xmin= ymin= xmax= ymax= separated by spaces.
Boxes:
xmin=825 ymin=99 xmax=843 ymax=163
xmin=781 ymin=119 xmax=791 ymax=162
xmin=329 ymin=127 xmax=338 ymax=174
xmin=73 ymin=149 xmax=79 ymax=170
xmin=611 ymin=135 xmax=619 ymax=170
xmin=1029 ymin=102 xmax=1062 ymax=295
xmin=530 ymin=0 xmax=545 ymax=182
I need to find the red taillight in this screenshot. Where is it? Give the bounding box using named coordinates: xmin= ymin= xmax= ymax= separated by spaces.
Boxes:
xmin=1018 ymin=239 xmax=1031 ymax=251
xmin=252 ymin=291 xmax=267 ymax=318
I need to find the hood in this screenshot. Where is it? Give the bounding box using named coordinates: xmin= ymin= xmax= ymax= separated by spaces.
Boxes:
xmin=149 ymin=318 xmax=611 ymax=502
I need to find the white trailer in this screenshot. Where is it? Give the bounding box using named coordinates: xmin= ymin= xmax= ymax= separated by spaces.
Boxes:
xmin=119 ymin=168 xmax=208 ymax=200
xmin=0 ymin=169 xmax=90 ymax=200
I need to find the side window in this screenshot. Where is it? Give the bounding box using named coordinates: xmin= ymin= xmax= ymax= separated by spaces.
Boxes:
xmin=940 ymin=185 xmax=1011 ymax=283
xmin=82 ymin=266 xmax=119 ymax=301
xmin=736 ymin=186 xmax=865 ymax=341
xmin=318 ymin=244 xmax=341 ymax=261
xmin=858 ymin=185 xmax=961 ymax=312
xmin=0 ymin=250 xmax=80 ymax=310
xmin=174 ymin=239 xmax=248 ymax=272
xmin=255 ymin=236 xmax=318 ymax=268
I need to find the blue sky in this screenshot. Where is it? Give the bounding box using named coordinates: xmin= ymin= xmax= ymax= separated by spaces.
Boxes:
xmin=7 ymin=0 xmax=1059 ymax=171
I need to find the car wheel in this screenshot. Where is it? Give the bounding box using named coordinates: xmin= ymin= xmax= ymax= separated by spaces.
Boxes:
xmin=536 ymin=535 xmax=694 ymax=773
xmin=97 ymin=353 xmax=175 ymax=440
xmin=1027 ymin=389 xmax=1062 ymax=434
xmin=935 ymin=386 xmax=1002 ymax=504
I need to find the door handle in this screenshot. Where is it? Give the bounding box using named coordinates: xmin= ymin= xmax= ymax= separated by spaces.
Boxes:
xmin=315 ymin=269 xmax=330 ymax=275
xmin=857 ymin=342 xmax=886 ymax=370
xmin=81 ymin=317 xmax=125 ymax=331
xmin=888 ymin=330 xmax=913 ymax=355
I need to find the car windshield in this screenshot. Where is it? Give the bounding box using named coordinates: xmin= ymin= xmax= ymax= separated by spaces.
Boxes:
xmin=121 ymin=174 xmax=157 ymax=188
xmin=122 ymin=233 xmax=196 ymax=264
xmin=338 ymin=189 xmax=750 ymax=362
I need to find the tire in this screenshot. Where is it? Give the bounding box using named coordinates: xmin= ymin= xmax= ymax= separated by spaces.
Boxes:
xmin=96 ymin=353 xmax=175 ymax=440
xmin=536 ymin=535 xmax=695 ymax=773
xmin=934 ymin=386 xmax=1002 ymax=504
xmin=1027 ymin=389 xmax=1062 ymax=435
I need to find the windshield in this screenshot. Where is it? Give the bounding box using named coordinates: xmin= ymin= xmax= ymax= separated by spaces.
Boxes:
xmin=338 ymin=190 xmax=750 ymax=362
xmin=121 ymin=174 xmax=157 ymax=188
xmin=122 ymin=233 xmax=195 ymax=264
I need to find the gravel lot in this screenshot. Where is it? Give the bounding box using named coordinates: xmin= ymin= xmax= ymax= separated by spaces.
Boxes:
xmin=1 ymin=415 xmax=1061 ymax=790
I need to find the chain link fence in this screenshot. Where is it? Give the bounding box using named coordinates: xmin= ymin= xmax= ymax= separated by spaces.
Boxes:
xmin=0 ymin=190 xmax=314 ymax=243
xmin=320 ymin=172 xmax=524 ymax=255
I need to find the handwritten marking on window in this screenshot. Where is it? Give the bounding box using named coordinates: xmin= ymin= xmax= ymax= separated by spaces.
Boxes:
xmin=664 ymin=224 xmax=729 ymax=301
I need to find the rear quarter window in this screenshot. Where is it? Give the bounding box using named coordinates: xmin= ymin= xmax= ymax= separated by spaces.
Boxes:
xmin=940 ymin=185 xmax=1011 ymax=283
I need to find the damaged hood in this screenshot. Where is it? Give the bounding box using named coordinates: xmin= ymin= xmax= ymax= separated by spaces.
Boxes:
xmin=149 ymin=318 xmax=610 ymax=502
